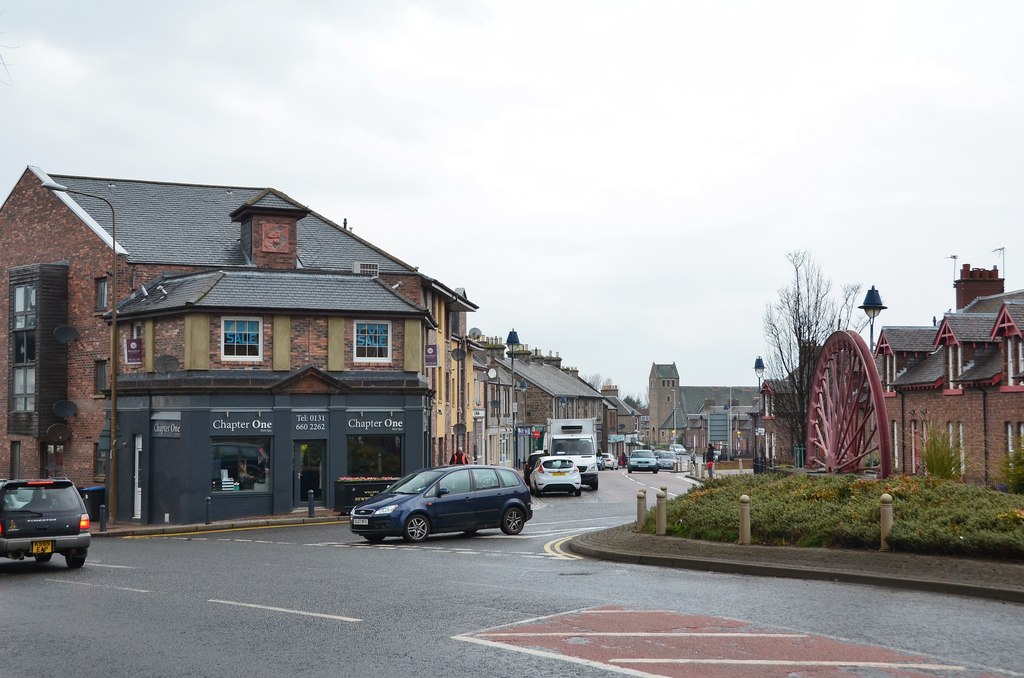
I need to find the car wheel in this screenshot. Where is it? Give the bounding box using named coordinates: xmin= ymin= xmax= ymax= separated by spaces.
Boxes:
xmin=500 ymin=507 xmax=525 ymax=535
xmin=402 ymin=514 xmax=431 ymax=543
xmin=363 ymin=534 xmax=386 ymax=544
xmin=574 ymin=488 xmax=581 ymax=497
xmin=654 ymin=468 xmax=659 ymax=474
xmin=589 ymin=479 xmax=599 ymax=490
xmin=65 ymin=553 xmax=86 ymax=569
xmin=628 ymin=468 xmax=632 ymax=473
xmin=34 ymin=554 xmax=53 ymax=563
xmin=530 ymin=484 xmax=537 ymax=496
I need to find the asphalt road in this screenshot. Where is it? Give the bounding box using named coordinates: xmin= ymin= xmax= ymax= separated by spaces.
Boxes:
xmin=2 ymin=468 xmax=1020 ymax=677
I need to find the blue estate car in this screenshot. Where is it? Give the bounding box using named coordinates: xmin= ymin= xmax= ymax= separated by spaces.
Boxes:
xmin=349 ymin=465 xmax=532 ymax=543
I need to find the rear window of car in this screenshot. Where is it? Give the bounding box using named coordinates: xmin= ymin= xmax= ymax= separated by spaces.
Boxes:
xmin=541 ymin=458 xmax=576 ymax=470
xmin=1 ymin=483 xmax=81 ymax=513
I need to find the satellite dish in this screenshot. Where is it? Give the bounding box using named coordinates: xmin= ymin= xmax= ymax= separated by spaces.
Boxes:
xmin=487 ymin=368 xmax=497 ymax=379
xmin=53 ymin=400 xmax=78 ymax=418
xmin=154 ymin=355 xmax=180 ymax=374
xmin=453 ymin=423 xmax=467 ymax=435
xmin=46 ymin=423 xmax=72 ymax=443
xmin=468 ymin=327 xmax=482 ymax=339
xmin=54 ymin=325 xmax=79 ymax=343
xmin=450 ymin=348 xmax=466 ymax=361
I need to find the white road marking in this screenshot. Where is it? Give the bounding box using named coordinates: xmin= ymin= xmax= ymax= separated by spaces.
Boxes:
xmin=454 ymin=635 xmax=657 ymax=677
xmin=208 ymin=599 xmax=361 ymax=622
xmin=83 ymin=562 xmax=137 ymax=569
xmin=613 ymin=659 xmax=965 ymax=670
xmin=45 ymin=578 xmax=150 ymax=593
xmin=480 ymin=632 xmax=806 ymax=638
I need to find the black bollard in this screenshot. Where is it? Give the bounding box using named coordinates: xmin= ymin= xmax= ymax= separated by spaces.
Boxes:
xmin=99 ymin=503 xmax=108 ymax=532
xmin=307 ymin=489 xmax=315 ymax=518
xmin=205 ymin=496 xmax=212 ymax=525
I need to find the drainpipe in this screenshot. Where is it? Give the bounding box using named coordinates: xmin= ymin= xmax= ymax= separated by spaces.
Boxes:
xmin=981 ymin=387 xmax=989 ymax=485
xmin=899 ymin=390 xmax=905 ymax=475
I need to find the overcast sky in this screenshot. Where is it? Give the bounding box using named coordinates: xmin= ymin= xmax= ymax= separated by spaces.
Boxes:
xmin=3 ymin=1 xmax=1021 ymax=400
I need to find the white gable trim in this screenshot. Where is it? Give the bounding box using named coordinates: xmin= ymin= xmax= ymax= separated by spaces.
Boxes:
xmin=29 ymin=166 xmax=129 ymax=256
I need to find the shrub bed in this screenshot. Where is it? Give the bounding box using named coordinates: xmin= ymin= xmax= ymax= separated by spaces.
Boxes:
xmin=660 ymin=473 xmax=1024 ymax=559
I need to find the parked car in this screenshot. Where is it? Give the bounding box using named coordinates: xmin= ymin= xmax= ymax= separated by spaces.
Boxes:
xmin=349 ymin=465 xmax=532 ymax=543
xmin=669 ymin=443 xmax=687 ymax=456
xmin=598 ymin=452 xmax=618 ymax=470
xmin=655 ymin=450 xmax=677 ymax=470
xmin=523 ymin=451 xmax=547 ymax=485
xmin=627 ymin=449 xmax=659 ymax=473
xmin=530 ymin=457 xmax=582 ymax=496
xmin=0 ymin=478 xmax=91 ymax=568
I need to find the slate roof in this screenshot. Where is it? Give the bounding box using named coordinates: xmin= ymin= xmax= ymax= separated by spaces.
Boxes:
xmin=41 ymin=170 xmax=417 ymax=273
xmin=890 ymin=350 xmax=944 ymax=388
xmin=651 ymin=363 xmax=679 ymax=379
xmin=877 ymin=326 xmax=936 ymax=353
xmin=657 ymin=404 xmax=688 ymax=430
xmin=117 ymin=269 xmax=425 ymax=317
xmin=962 ymin=288 xmax=1024 ymax=313
xmin=957 ymin=347 xmax=1002 ymax=383
xmin=939 ymin=313 xmax=999 ymax=344
xmin=497 ymin=356 xmax=602 ymax=399
xmin=679 ymin=386 xmax=757 ymax=415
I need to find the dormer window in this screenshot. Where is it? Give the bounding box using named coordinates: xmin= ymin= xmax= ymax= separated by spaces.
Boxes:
xmin=354 ymin=262 xmax=379 ymax=277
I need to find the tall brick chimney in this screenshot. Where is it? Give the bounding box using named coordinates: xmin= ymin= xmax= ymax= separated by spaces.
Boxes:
xmin=230 ymin=189 xmax=310 ymax=270
xmin=954 ymin=264 xmax=1003 ymax=310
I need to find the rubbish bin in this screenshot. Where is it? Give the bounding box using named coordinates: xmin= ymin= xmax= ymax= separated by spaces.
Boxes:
xmin=79 ymin=486 xmax=106 ymax=521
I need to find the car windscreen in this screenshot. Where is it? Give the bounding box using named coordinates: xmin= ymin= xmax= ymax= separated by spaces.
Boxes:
xmin=389 ymin=470 xmax=446 ymax=494
xmin=656 ymin=452 xmax=674 ymax=459
xmin=550 ymin=439 xmax=594 ymax=456
xmin=630 ymin=451 xmax=655 ymax=459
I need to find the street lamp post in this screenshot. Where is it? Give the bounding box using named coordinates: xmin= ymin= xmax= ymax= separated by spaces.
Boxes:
xmin=753 ymin=356 xmax=765 ymax=473
xmin=43 ymin=178 xmax=119 ymax=518
xmin=859 ymin=286 xmax=886 ymax=351
xmin=506 ymin=329 xmax=520 ymax=469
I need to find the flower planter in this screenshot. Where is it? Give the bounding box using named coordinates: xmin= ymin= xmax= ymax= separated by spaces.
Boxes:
xmin=334 ymin=479 xmax=396 ymax=515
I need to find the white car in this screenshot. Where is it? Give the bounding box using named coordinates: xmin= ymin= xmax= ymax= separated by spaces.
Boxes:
xmin=598 ymin=452 xmax=619 ymax=470
xmin=530 ymin=457 xmax=582 ymax=496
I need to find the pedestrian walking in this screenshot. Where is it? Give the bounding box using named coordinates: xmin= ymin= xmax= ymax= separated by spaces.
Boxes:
xmin=449 ymin=448 xmax=469 ymax=465
xmin=705 ymin=444 xmax=716 ymax=479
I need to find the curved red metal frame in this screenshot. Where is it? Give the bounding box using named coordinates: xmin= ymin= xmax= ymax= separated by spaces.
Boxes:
xmin=806 ymin=330 xmax=893 ymax=478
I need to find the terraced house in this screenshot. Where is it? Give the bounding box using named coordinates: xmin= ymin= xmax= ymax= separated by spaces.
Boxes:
xmin=1 ymin=166 xmax=476 ymax=524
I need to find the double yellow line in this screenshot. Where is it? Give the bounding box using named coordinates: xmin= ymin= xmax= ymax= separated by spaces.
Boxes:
xmin=544 ymin=535 xmax=582 ymax=560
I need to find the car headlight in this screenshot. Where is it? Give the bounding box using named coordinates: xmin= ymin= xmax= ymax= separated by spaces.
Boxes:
xmin=373 ymin=504 xmax=399 ymax=515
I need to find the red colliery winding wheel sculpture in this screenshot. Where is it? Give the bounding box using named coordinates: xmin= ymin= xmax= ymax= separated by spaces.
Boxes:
xmin=806 ymin=330 xmax=893 ymax=478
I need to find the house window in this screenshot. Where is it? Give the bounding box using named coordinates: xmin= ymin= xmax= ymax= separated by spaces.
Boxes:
xmin=95 ymin=277 xmax=109 ymax=311
xmin=95 ymin=360 xmax=108 ymax=393
xmin=222 ymin=317 xmax=262 ymax=360
xmin=11 ymin=284 xmax=37 ymax=412
xmin=354 ymin=321 xmax=391 ymax=362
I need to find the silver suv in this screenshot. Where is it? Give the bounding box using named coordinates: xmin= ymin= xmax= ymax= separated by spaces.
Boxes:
xmin=1 ymin=478 xmax=91 ymax=568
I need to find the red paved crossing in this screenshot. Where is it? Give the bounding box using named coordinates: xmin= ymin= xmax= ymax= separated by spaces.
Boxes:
xmin=455 ymin=606 xmax=989 ymax=677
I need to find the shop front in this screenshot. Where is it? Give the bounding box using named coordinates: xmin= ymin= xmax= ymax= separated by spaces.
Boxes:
xmin=114 ymin=389 xmax=426 ymax=525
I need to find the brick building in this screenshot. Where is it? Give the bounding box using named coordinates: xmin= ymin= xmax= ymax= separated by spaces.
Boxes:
xmin=1 ymin=166 xmax=476 ymax=523
xmin=877 ymin=264 xmax=1024 ymax=485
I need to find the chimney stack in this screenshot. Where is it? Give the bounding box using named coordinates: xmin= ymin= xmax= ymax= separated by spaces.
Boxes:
xmin=954 ymin=264 xmax=1003 ymax=310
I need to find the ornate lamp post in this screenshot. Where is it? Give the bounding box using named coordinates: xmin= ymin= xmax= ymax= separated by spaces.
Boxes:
xmin=43 ymin=178 xmax=120 ymax=518
xmin=859 ymin=286 xmax=886 ymax=351
xmin=506 ymin=329 xmax=520 ymax=468
xmin=753 ymin=356 xmax=765 ymax=473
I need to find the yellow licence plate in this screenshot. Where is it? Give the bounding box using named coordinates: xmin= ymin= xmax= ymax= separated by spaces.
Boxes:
xmin=551 ymin=472 xmax=566 ymax=476
xmin=31 ymin=540 xmax=54 ymax=555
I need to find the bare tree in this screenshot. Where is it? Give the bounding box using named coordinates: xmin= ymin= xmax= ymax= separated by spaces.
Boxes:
xmin=762 ymin=251 xmax=864 ymax=460
xmin=581 ymin=373 xmax=607 ymax=390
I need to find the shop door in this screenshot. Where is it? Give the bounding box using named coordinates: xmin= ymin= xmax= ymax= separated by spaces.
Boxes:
xmin=133 ymin=435 xmax=143 ymax=519
xmin=294 ymin=440 xmax=325 ymax=505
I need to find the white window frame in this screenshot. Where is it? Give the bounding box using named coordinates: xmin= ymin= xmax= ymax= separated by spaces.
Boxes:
xmin=221 ymin=316 xmax=263 ymax=361
xmin=354 ymin=320 xmax=392 ymax=364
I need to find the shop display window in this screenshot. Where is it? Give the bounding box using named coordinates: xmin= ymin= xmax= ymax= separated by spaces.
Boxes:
xmin=347 ymin=435 xmax=402 ymax=478
xmin=212 ymin=438 xmax=271 ymax=492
